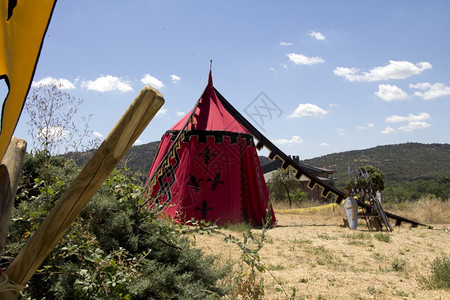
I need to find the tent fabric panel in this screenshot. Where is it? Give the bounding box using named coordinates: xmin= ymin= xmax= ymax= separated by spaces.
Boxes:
xmin=240 ymin=140 xmax=276 ymax=225
xmin=170 ymin=84 xmax=249 ymax=134
xmin=145 ymin=130 xmax=276 ymax=226
xmin=176 ymin=135 xmax=243 ymax=225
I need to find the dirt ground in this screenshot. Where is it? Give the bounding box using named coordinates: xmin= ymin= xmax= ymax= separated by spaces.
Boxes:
xmin=193 ymin=206 xmax=450 ymax=299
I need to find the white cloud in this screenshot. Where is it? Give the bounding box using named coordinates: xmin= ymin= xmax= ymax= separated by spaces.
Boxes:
xmin=357 ymin=122 xmax=374 ymax=130
xmin=375 ymin=84 xmax=409 ymax=101
xmin=176 ymin=111 xmax=185 ymax=117
xmin=385 ymin=112 xmax=431 ymax=132
xmin=335 ymin=128 xmax=346 ymax=136
xmin=280 ymin=42 xmax=293 ymax=46
xmin=38 ymin=126 xmax=68 ymax=141
xmin=385 ymin=112 xmax=430 ymax=123
xmin=82 ymin=75 xmax=133 ymax=92
xmin=287 ymin=53 xmax=325 ymax=65
xmin=334 ymin=60 xmax=432 ymax=82
xmin=310 ymin=31 xmax=326 ymax=40
xmin=288 ymin=103 xmax=328 ymax=118
xmin=32 ymin=77 xmax=75 ymax=90
xmin=382 ymin=126 xmax=395 ymax=134
xmin=93 ymin=131 xmax=103 ymax=138
xmin=320 ymin=142 xmax=330 ymax=147
xmin=170 ymin=74 xmax=181 ymax=84
xmin=141 ymin=74 xmax=165 ymax=89
xmin=410 ymin=82 xmax=450 ymax=100
xmin=134 ymin=139 xmax=143 ymax=145
xmin=274 ymin=135 xmax=304 ymax=145
xmin=156 ymin=107 xmax=168 ymax=117
xmin=398 ymin=121 xmax=431 ymax=132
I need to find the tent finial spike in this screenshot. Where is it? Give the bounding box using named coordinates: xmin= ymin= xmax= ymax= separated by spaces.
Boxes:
xmin=208 ymin=60 xmax=213 ymax=86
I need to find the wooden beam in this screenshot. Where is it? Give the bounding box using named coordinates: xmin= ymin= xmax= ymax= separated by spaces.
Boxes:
xmin=0 ymin=137 xmax=27 ymax=256
xmin=2 ymin=87 xmax=164 ymax=296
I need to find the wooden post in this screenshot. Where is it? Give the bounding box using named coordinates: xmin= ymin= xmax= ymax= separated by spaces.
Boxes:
xmin=1 ymin=87 xmax=164 ymax=297
xmin=0 ymin=137 xmax=27 ymax=255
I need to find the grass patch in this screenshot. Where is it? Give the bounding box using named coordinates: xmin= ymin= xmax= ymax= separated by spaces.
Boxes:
xmin=292 ymin=238 xmax=313 ymax=245
xmin=391 ymin=258 xmax=407 ymax=272
xmin=267 ymin=263 xmax=286 ymax=271
xmin=420 ymin=255 xmax=450 ymax=290
xmin=366 ymin=285 xmax=381 ymax=295
xmin=343 ymin=232 xmax=372 ymax=240
xmin=374 ymin=232 xmax=391 ymax=243
xmin=392 ymin=289 xmax=409 ymax=297
xmin=344 ymin=232 xmax=373 ymax=246
xmin=317 ymin=233 xmax=337 ymax=240
xmin=307 ymin=245 xmax=343 ymax=268
xmin=223 ymin=222 xmax=252 ymax=232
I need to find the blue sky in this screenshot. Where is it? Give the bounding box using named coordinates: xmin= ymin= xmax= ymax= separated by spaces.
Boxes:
xmin=14 ymin=0 xmax=450 ymax=159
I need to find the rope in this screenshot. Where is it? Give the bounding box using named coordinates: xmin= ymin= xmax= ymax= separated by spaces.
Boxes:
xmin=0 ymin=272 xmax=26 ymax=294
xmin=274 ymin=203 xmax=341 ymax=214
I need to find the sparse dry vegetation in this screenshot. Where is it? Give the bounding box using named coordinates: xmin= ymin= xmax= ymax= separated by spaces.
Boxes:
xmin=194 ymin=197 xmax=450 ymax=299
xmin=385 ymin=196 xmax=450 ymax=225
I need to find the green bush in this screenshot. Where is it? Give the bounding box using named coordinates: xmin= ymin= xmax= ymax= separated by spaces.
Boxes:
xmin=4 ymin=154 xmax=230 ymax=299
xmin=420 ymin=256 xmax=450 ymax=290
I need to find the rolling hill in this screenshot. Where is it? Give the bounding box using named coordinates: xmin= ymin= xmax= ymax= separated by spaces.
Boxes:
xmin=69 ymin=142 xmax=450 ymax=193
xmin=301 ymin=142 xmax=450 ymax=189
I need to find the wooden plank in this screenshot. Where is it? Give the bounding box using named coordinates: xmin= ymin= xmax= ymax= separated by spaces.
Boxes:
xmin=3 ymin=87 xmax=164 ymax=292
xmin=356 ymin=198 xmax=428 ymax=228
xmin=0 ymin=166 xmax=12 ymax=254
xmin=0 ymin=137 xmax=27 ymax=255
xmin=374 ymin=199 xmax=393 ymax=231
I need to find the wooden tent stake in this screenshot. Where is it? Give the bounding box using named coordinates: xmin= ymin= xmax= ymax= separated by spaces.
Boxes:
xmin=0 ymin=137 xmax=27 ymax=256
xmin=2 ymin=87 xmax=164 ymax=297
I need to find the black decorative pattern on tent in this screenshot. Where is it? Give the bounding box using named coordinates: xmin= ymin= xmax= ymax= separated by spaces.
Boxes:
xmin=186 ymin=174 xmax=203 ymax=191
xmin=153 ymin=146 xmax=181 ymax=208
xmin=167 ymin=130 xmax=254 ymax=146
xmin=198 ymin=146 xmax=216 ymax=165
xmin=207 ymin=172 xmax=224 ymax=191
xmin=195 ymin=200 xmax=213 ymax=220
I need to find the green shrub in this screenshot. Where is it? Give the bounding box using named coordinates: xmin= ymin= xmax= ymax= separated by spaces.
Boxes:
xmin=420 ymin=256 xmax=450 ymax=290
xmin=4 ymin=155 xmax=230 ymax=299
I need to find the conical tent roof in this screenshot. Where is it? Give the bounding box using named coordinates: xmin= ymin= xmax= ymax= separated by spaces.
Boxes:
xmin=144 ymin=72 xmax=276 ymax=226
xmin=170 ymin=73 xmax=249 ymax=133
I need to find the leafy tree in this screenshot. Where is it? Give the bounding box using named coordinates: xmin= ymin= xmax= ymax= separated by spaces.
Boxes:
xmin=267 ymin=167 xmax=307 ymax=208
xmin=346 ymin=165 xmax=385 ymax=193
xmin=383 ymin=176 xmax=450 ymax=203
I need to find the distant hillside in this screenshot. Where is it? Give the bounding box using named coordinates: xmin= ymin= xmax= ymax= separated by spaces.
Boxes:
xmin=69 ymin=142 xmax=450 ymax=191
xmin=301 ymin=143 xmax=450 ymax=189
xmin=67 ymin=141 xmax=160 ymax=182
xmin=120 ymin=141 xmax=161 ymax=180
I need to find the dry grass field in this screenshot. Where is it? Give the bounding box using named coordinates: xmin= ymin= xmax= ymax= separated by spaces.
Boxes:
xmin=193 ymin=199 xmax=450 ymax=299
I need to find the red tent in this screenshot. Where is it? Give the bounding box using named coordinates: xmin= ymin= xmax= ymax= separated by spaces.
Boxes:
xmin=144 ymin=72 xmax=276 ymax=226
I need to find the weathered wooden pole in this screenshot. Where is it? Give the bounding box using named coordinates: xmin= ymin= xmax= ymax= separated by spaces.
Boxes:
xmin=0 ymin=137 xmax=27 ymax=255
xmin=1 ymin=87 xmax=164 ymax=298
